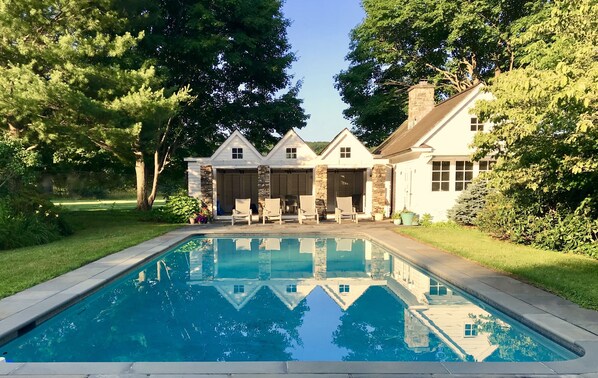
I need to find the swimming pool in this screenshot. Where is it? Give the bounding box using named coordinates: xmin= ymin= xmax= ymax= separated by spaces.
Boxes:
xmin=0 ymin=235 xmax=577 ymax=363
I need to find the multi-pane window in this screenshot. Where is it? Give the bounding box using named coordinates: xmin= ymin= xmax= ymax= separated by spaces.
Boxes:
xmin=478 ymin=160 xmax=495 ymax=174
xmin=232 ymin=147 xmax=243 ymax=159
xmin=286 ymin=147 xmax=297 ymax=159
xmin=432 ymin=161 xmax=450 ymax=191
xmin=470 ymin=117 xmax=484 ymax=131
xmin=339 ymin=284 xmax=350 ymax=293
xmin=455 ymin=161 xmax=474 ymax=191
xmin=429 ymin=278 xmax=448 ymax=296
xmin=233 ymin=284 xmax=245 ymax=294
xmin=340 ymin=147 xmax=351 ymax=158
xmin=286 ymin=284 xmax=297 ymax=293
xmin=464 ymin=324 xmax=478 ymax=337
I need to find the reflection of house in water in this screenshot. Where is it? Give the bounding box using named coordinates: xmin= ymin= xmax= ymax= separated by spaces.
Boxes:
xmin=181 ymin=237 xmax=502 ymax=362
xmin=387 ymin=256 xmax=499 ymax=361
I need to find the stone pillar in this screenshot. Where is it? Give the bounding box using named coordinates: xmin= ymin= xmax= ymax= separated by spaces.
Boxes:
xmin=259 ymin=250 xmax=272 ymax=281
xmin=371 ymin=164 xmax=387 ymax=217
xmin=370 ymin=244 xmax=387 ymax=280
xmin=200 ymin=165 xmax=214 ymax=212
xmin=257 ymin=165 xmax=271 ymax=218
xmin=313 ymin=238 xmax=327 ymax=280
xmin=314 ymin=165 xmax=328 ymax=218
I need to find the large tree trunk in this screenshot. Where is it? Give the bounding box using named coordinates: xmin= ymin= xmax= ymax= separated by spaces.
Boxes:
xmin=135 ymin=153 xmax=150 ymax=211
xmin=146 ymin=151 xmax=161 ymax=208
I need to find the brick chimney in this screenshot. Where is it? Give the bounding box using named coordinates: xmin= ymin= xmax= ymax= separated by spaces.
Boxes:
xmin=408 ymin=80 xmax=435 ymax=129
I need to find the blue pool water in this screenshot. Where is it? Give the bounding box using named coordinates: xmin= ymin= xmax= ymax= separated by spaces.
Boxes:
xmin=1 ymin=236 xmax=576 ymax=362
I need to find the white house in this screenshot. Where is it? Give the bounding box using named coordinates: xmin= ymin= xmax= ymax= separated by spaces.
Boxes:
xmin=375 ymin=81 xmax=494 ymax=221
xmin=185 ymin=128 xmax=391 ymax=220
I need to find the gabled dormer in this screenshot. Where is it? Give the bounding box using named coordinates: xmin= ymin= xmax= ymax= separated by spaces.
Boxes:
xmin=318 ymin=128 xmax=375 ymax=168
xmin=263 ymin=129 xmax=318 ymax=168
xmin=210 ymin=130 xmax=264 ymax=167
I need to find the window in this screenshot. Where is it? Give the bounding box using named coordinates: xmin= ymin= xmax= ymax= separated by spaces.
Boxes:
xmin=286 ymin=284 xmax=297 ymax=293
xmin=340 ymin=147 xmax=351 ymax=158
xmin=286 ymin=147 xmax=297 ymax=159
xmin=432 ymin=161 xmax=450 ymax=191
xmin=470 ymin=117 xmax=484 ymax=131
xmin=429 ymin=278 xmax=447 ymax=296
xmin=233 ymin=284 xmax=245 ymax=294
xmin=478 ymin=160 xmax=495 ymax=174
xmin=339 ymin=284 xmax=350 ymax=293
xmin=455 ymin=161 xmax=474 ymax=191
xmin=232 ymin=147 xmax=243 ymax=159
xmin=464 ymin=324 xmax=478 ymax=337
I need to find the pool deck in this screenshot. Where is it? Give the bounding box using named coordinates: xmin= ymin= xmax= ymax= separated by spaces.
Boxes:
xmin=1 ymin=221 xmax=597 ymax=377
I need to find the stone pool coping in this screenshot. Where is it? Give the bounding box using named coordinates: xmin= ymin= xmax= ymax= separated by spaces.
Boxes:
xmin=1 ymin=222 xmax=597 ymax=377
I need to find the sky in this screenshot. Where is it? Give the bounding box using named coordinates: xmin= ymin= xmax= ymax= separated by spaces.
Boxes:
xmin=281 ymin=0 xmax=365 ymax=142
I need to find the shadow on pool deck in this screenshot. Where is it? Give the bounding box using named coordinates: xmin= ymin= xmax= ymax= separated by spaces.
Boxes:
xmin=0 ymin=220 xmax=597 ymax=377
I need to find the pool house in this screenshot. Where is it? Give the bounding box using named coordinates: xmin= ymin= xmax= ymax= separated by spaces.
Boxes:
xmin=186 ymin=128 xmax=391 ymax=221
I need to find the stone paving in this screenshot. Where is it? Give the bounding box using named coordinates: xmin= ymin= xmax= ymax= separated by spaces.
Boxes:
xmin=1 ymin=220 xmax=597 ymax=377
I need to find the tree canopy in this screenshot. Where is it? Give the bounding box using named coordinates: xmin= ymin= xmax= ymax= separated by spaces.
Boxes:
xmin=335 ymin=0 xmax=541 ymax=146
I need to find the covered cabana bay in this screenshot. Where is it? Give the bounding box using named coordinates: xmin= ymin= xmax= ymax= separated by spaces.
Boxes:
xmin=185 ymin=129 xmax=391 ymax=221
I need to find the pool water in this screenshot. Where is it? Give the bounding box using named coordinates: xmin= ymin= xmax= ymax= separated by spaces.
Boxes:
xmin=0 ymin=236 xmax=576 ymax=362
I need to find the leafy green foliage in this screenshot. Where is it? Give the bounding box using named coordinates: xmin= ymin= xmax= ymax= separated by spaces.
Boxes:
xmin=473 ymin=0 xmax=598 ymax=218
xmin=0 ymin=136 xmax=39 ymax=195
xmin=336 ymin=0 xmax=540 ymax=146
xmin=151 ymin=194 xmax=200 ymax=223
xmin=448 ymin=179 xmax=492 ymax=226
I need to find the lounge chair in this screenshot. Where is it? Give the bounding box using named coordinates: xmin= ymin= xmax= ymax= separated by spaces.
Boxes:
xmin=263 ymin=198 xmax=282 ymax=225
xmin=232 ymin=198 xmax=252 ymax=225
xmin=335 ymin=196 xmax=358 ymax=224
xmin=298 ymin=195 xmax=319 ymax=224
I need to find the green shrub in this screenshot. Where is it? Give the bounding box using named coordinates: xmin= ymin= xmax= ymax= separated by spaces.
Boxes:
xmin=448 ymin=179 xmax=491 ymax=226
xmin=151 ymin=194 xmax=200 ymax=223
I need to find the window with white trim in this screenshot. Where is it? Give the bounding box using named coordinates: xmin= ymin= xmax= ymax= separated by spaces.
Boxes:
xmin=429 ymin=278 xmax=448 ymax=296
xmin=432 ymin=161 xmax=450 ymax=191
xmin=286 ymin=284 xmax=297 ymax=293
xmin=233 ymin=284 xmax=245 ymax=293
xmin=470 ymin=117 xmax=484 ymax=131
xmin=340 ymin=147 xmax=351 ymax=158
xmin=455 ymin=161 xmax=474 ymax=191
xmin=478 ymin=160 xmax=495 ymax=174
xmin=286 ymin=147 xmax=297 ymax=159
xmin=339 ymin=284 xmax=350 ymax=293
xmin=464 ymin=323 xmax=478 ymax=337
xmin=232 ymin=147 xmax=243 ymax=159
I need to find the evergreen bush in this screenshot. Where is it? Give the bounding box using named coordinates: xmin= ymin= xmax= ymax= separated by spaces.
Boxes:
xmin=447 ymin=179 xmax=491 ymax=226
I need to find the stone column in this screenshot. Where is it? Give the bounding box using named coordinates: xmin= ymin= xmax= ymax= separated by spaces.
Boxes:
xmin=257 ymin=165 xmax=271 ymax=219
xmin=313 ymin=238 xmax=327 ymax=280
xmin=370 ymin=244 xmax=387 ymax=280
xmin=259 ymin=250 xmax=272 ymax=281
xmin=200 ymin=165 xmax=214 ymax=212
xmin=371 ymin=164 xmax=387 ymax=217
xmin=314 ymin=165 xmax=328 ymax=218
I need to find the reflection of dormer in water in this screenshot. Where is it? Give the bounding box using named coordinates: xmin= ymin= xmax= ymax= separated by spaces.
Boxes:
xmin=185 ymin=237 xmax=390 ymax=311
xmin=386 ymin=255 xmax=499 ymax=361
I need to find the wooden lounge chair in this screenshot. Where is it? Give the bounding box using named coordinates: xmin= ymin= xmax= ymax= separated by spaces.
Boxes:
xmin=232 ymin=198 xmax=252 ymax=225
xmin=335 ymin=196 xmax=358 ymax=224
xmin=263 ymin=198 xmax=282 ymax=225
xmin=298 ymin=195 xmax=319 ymax=224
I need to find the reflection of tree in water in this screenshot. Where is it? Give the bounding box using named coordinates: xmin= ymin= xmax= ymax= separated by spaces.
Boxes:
xmin=332 ymin=287 xmax=460 ymax=361
xmin=4 ymin=251 xmax=308 ymax=362
xmin=470 ymin=314 xmax=566 ymax=362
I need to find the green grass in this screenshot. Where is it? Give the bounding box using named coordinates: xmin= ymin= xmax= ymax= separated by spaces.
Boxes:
xmin=52 ymin=199 xmax=165 ymax=211
xmin=398 ymin=224 xmax=598 ymax=310
xmin=0 ymin=210 xmax=179 ymax=299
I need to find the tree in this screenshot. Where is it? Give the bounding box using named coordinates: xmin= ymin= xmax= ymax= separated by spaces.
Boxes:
xmin=473 ymin=0 xmax=598 ymax=217
xmin=0 ymin=0 xmax=191 ymax=210
xmin=126 ymin=0 xmax=309 ymax=156
xmin=335 ymin=0 xmax=541 ymax=146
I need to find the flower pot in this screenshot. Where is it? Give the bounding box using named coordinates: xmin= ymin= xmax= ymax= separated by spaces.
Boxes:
xmin=374 ymin=213 xmax=384 ymax=221
xmin=400 ymin=212 xmax=415 ymax=226
xmin=189 ymin=217 xmax=197 ymax=224
xmin=393 ymin=219 xmax=402 ymax=226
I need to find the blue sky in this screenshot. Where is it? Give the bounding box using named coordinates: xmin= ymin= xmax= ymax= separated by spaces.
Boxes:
xmin=281 ymin=0 xmax=365 ymax=142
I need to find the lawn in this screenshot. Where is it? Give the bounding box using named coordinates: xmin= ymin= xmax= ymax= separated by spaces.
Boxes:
xmin=398 ymin=224 xmax=598 ymax=310
xmin=0 ymin=210 xmax=179 ymax=299
xmin=52 ymin=198 xmax=165 ymax=211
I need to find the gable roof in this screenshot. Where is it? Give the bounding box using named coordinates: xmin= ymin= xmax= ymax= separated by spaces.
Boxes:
xmin=318 ymin=128 xmax=374 ymax=162
xmin=210 ymin=130 xmax=264 ymax=162
xmin=264 ymin=129 xmax=317 ymax=161
xmin=374 ymin=84 xmax=482 ymax=157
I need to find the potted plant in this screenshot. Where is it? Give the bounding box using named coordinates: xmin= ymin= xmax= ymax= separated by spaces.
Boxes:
xmin=400 ymin=208 xmax=416 ymax=226
xmin=195 ymin=201 xmax=213 ymax=224
xmin=391 ymin=212 xmax=402 ymax=225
